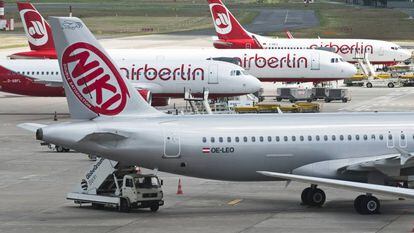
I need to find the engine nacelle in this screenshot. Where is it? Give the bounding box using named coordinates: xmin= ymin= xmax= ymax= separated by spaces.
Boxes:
xmin=137 ymin=89 xmax=152 ymax=105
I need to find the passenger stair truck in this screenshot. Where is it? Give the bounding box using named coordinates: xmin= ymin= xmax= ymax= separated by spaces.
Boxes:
xmin=67 ymin=158 xmax=164 ymax=212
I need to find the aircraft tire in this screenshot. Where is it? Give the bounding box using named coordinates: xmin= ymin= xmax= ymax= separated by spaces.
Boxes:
xmin=56 ymin=146 xmax=64 ymax=153
xmin=388 ymin=82 xmax=394 ymax=88
xmin=306 ymin=188 xmax=326 ymax=207
xmin=359 ymin=195 xmax=380 ymax=215
xmin=353 ymin=195 xmax=365 ymax=214
xmin=301 ymin=187 xmax=312 ymax=205
xmin=366 ymin=83 xmax=373 ymax=88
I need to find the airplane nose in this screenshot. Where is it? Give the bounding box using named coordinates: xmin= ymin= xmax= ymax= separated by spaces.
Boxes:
xmin=344 ymin=62 xmax=357 ymax=77
xmin=401 ymin=49 xmax=412 ymax=60
xmin=245 ymin=75 xmax=262 ymax=93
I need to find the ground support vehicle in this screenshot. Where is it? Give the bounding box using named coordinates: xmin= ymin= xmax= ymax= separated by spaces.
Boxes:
xmin=67 ymin=158 xmax=164 ymax=212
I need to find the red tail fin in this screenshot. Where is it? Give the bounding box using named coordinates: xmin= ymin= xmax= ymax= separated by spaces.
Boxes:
xmin=208 ymin=0 xmax=252 ymax=40
xmin=17 ymin=2 xmax=55 ymax=51
xmin=285 ymin=30 xmax=294 ymax=39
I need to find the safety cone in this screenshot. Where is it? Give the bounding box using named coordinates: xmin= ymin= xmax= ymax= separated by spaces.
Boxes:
xmin=176 ymin=178 xmax=183 ymax=195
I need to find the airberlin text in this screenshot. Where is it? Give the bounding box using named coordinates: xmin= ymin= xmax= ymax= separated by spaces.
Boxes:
xmin=120 ymin=64 xmax=205 ymax=81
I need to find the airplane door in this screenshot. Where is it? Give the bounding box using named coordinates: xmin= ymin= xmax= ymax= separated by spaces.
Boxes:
xmin=386 ymin=132 xmax=394 ymax=148
xmin=163 ymin=129 xmax=181 ymax=158
xmin=399 ymin=132 xmax=407 ymax=148
xmin=311 ymin=53 xmax=320 ymax=70
xmin=379 ymin=47 xmax=384 ymax=56
xmin=208 ymin=64 xmax=219 ymax=84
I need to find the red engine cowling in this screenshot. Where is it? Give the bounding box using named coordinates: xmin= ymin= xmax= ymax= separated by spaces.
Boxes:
xmin=151 ymin=97 xmax=171 ymax=107
xmin=137 ymin=89 xmax=152 ymax=105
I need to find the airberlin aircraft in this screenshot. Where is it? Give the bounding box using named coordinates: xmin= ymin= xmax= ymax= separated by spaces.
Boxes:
xmin=10 ymin=2 xmax=357 ymax=83
xmin=207 ymin=0 xmax=411 ymax=66
xmin=20 ymin=17 xmax=414 ymax=215
xmin=0 ymin=59 xmax=261 ymax=106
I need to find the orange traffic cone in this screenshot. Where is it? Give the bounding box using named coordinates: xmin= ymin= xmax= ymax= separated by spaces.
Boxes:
xmin=176 ymin=178 xmax=183 ymax=195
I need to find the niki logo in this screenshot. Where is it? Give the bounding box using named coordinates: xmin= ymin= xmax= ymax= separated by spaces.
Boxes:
xmin=62 ymin=42 xmax=130 ymax=115
xmin=210 ymin=3 xmax=232 ymax=34
xmin=20 ymin=9 xmax=48 ymax=47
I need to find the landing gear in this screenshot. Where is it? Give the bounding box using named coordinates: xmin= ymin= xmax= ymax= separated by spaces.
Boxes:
xmin=354 ymin=194 xmax=380 ymax=215
xmin=301 ymin=185 xmax=326 ymax=207
xmin=55 ymin=145 xmax=70 ymax=153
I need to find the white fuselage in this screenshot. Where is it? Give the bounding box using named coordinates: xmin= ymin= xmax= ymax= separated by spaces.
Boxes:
xmin=108 ymin=48 xmax=357 ymax=82
xmin=0 ymin=59 xmax=261 ymax=97
xmin=254 ymin=36 xmax=411 ymax=64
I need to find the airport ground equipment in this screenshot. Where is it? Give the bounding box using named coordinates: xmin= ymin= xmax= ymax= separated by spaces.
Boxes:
xmin=67 ymin=158 xmax=164 ymax=212
xmin=234 ymin=102 xmax=319 ymax=114
xmin=311 ymin=87 xmax=327 ymax=100
xmin=365 ymin=78 xmax=402 ymax=88
xmin=324 ymin=88 xmax=351 ymax=103
xmin=276 ymin=88 xmax=313 ymax=103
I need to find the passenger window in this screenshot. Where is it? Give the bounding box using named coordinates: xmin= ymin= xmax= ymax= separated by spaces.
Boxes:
xmin=363 ymin=135 xmax=368 ymax=140
xmin=235 ymin=137 xmax=240 ymax=143
xmin=356 ymin=135 xmax=360 ymax=140
xmin=211 ymin=137 xmax=215 ymax=143
xmin=371 ymin=135 xmax=376 ymax=140
xmin=348 ymin=135 xmax=352 ymax=140
xmin=316 ymin=135 xmax=320 ymax=141
xmin=276 ymin=136 xmax=280 ymax=142
xmin=284 ymin=136 xmax=288 ymax=142
xmin=388 ymin=134 xmax=393 ymax=140
xmin=41 ymin=72 xmax=44 ymax=75
xmin=202 ymin=137 xmax=207 ymax=143
xmin=219 ymin=137 xmax=223 ymax=143
xmin=300 ymin=136 xmax=304 ymax=141
xmin=292 ymin=136 xmax=296 ymax=142
xmin=46 ymin=72 xmax=49 ymax=75
xmin=259 ymin=136 xmax=264 ymax=142
xmin=227 ymin=137 xmax=231 ymax=143
xmin=324 ymin=135 xmax=328 ymax=141
xmin=401 ymin=134 xmax=405 ymax=140
xmin=267 ymin=136 xmax=272 ymax=142
xmin=332 ymin=135 xmax=336 ymax=141
xmin=339 ymin=135 xmax=344 ymax=141
xmin=251 ymin=137 xmax=256 ymax=142
xmin=243 ymin=137 xmax=248 ymax=142
xmin=308 ymin=136 xmax=312 ymax=141
xmin=379 ymin=135 xmax=384 ymax=140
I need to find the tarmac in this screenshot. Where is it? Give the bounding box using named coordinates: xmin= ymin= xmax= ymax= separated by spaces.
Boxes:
xmin=1 ymin=35 xmax=414 ymax=232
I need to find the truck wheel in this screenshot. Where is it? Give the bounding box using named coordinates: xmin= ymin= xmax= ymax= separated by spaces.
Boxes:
xmin=276 ymin=97 xmax=282 ymax=102
xmin=150 ymin=203 xmax=159 ymax=212
xmin=387 ymin=82 xmax=394 ymax=88
xmin=324 ymin=98 xmax=331 ymax=103
xmin=119 ymin=198 xmax=130 ymax=212
xmin=342 ymin=98 xmax=348 ymax=103
xmin=56 ymin=146 xmax=64 ymax=153
xmin=289 ymin=99 xmax=295 ymax=103
xmin=366 ymin=83 xmax=373 ymax=88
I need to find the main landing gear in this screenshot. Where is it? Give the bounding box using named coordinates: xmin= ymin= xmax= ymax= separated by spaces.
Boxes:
xmin=300 ymin=185 xmax=380 ymax=214
xmin=301 ymin=185 xmax=326 ymax=207
xmin=354 ymin=194 xmax=380 ymax=215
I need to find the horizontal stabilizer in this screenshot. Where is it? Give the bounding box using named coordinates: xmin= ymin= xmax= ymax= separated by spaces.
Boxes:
xmin=17 ymin=123 xmax=47 ymax=132
xmin=257 ymin=171 xmax=414 ymax=199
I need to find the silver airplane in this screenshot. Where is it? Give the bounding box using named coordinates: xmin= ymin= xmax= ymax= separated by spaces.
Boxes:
xmin=20 ymin=17 xmax=414 ymax=215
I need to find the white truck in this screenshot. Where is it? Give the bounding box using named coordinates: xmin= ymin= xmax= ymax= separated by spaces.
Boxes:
xmin=365 ymin=78 xmax=403 ymax=88
xmin=67 ymin=158 xmax=164 ymax=212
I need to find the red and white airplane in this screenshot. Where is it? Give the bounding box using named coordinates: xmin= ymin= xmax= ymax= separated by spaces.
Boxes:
xmin=208 ymin=0 xmax=411 ymax=66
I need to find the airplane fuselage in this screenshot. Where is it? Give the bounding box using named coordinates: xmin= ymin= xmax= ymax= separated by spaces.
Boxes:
xmin=40 ymin=112 xmax=414 ymax=182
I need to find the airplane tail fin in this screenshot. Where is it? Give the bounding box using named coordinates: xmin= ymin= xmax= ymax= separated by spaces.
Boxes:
xmin=17 ymin=2 xmax=55 ymax=51
xmin=207 ymin=0 xmax=253 ymax=41
xmin=285 ymin=30 xmax=294 ymax=39
xmin=49 ymin=17 xmax=160 ymax=120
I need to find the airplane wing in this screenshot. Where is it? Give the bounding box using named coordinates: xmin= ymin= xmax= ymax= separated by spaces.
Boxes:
xmin=257 ymin=171 xmax=414 ymax=199
xmin=17 ymin=123 xmax=47 ymax=132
